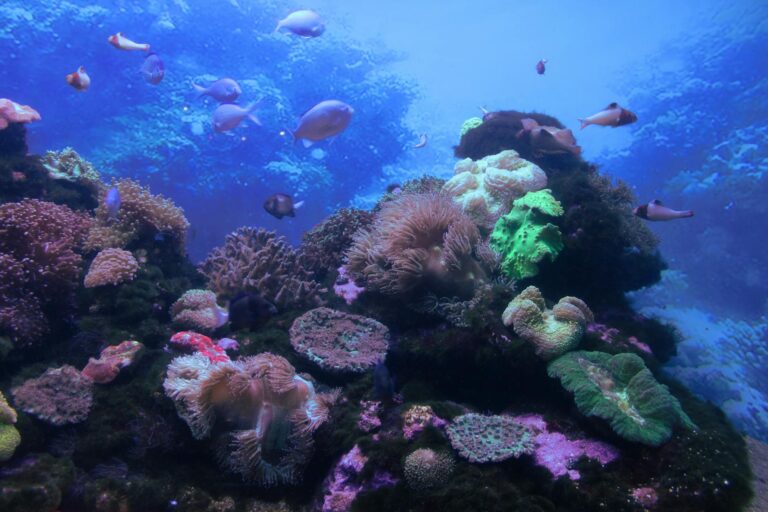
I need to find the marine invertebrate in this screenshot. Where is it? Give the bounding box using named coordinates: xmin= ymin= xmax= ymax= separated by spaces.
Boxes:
xmin=289 ymin=307 xmax=390 ymax=373
xmin=346 ymin=192 xmax=493 ymax=299
xmin=357 ymin=400 xmax=382 ymax=432
xmin=85 ymin=178 xmax=190 ymax=251
xmin=547 ymin=350 xmax=696 ymax=446
xmin=446 ymin=413 xmax=535 ymax=463
xmin=442 ymin=149 xmax=547 ymax=229
xmin=163 ymin=352 xmax=337 ymax=485
xmin=0 ymin=391 xmax=20 ymax=461
xmin=333 ymin=266 xmax=365 ymax=304
xmin=200 ymin=227 xmax=325 ymax=309
xmin=40 ymin=147 xmax=101 ymax=191
xmin=403 ymin=448 xmax=455 ymax=491
xmin=299 ymin=208 xmax=375 ymax=279
xmin=81 ymin=340 xmax=145 ymax=384
xmin=0 ymin=98 xmax=41 ymax=129
xmin=490 ymin=189 xmax=564 ymax=280
xmin=321 ymin=445 xmax=397 ymax=512
xmin=502 ymin=286 xmax=593 ymax=360
xmin=170 ymin=289 xmax=229 ymax=333
xmin=168 ymin=331 xmax=229 ymax=363
xmin=460 ymin=117 xmax=483 ymax=137
xmin=12 ymin=365 xmax=94 ymax=426
xmin=402 ymin=404 xmax=447 ymax=440
xmin=83 ymin=248 xmax=139 ymax=288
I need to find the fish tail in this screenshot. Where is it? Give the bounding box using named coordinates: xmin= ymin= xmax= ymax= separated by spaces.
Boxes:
xmin=192 ymin=83 xmax=207 ymax=98
xmin=685 ymin=210 xmax=694 ymax=217
xmin=273 ymin=22 xmax=282 ymax=34
xmin=293 ymin=200 xmax=305 ymax=210
xmin=142 ymin=44 xmax=150 ymax=52
xmin=578 ymin=119 xmax=588 ymax=130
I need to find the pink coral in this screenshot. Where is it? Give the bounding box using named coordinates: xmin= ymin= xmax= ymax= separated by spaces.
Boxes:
xmin=81 ymin=340 xmax=145 ymax=384
xmin=168 ymin=331 xmax=229 ymax=363
xmin=631 ymin=486 xmax=658 ymax=508
xmin=170 ymin=289 xmax=228 ymax=333
xmin=322 ymin=445 xmax=397 ymax=512
xmin=402 ymin=404 xmax=448 ymax=440
xmin=333 ymin=266 xmax=365 ymax=304
xmin=83 ymin=248 xmax=139 ymax=288
xmin=0 ymin=99 xmax=41 ymax=129
xmin=12 ymin=365 xmax=94 ymax=425
xmin=357 ymin=400 xmax=382 ymax=433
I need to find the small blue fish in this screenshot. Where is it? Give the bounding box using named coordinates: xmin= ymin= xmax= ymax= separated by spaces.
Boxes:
xmin=141 ymin=53 xmax=165 ymax=85
xmin=105 ymin=187 xmax=121 ymax=221
xmin=193 ymin=78 xmax=241 ymax=103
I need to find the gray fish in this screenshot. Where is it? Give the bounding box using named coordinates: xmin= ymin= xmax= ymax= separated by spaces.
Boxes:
xmin=141 ymin=53 xmax=164 ymax=85
xmin=633 ymin=200 xmax=694 ymax=221
xmin=290 ymin=99 xmax=353 ymax=147
xmin=275 ymin=10 xmax=325 ymax=37
xmin=105 ymin=187 xmax=121 ymax=221
xmin=193 ymin=78 xmax=241 ymax=103
xmin=212 ymin=102 xmax=261 ymax=132
xmin=263 ymin=193 xmax=304 ymax=219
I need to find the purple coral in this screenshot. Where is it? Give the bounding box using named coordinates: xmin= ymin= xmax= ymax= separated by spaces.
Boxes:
xmin=357 ymin=400 xmax=382 ymax=433
xmin=321 ymin=445 xmax=397 ymax=512
xmin=289 ymin=307 xmax=390 ymax=373
xmin=12 ymin=365 xmax=94 ymax=425
xmin=333 ymin=266 xmax=365 ymax=305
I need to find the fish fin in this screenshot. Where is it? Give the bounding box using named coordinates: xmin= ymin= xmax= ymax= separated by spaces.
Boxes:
xmin=606 ymin=102 xmax=619 ymax=109
xmin=273 ymin=21 xmax=282 ymax=34
xmin=192 ymin=83 xmax=207 ymax=98
xmin=578 ymin=119 xmax=588 ymax=130
xmin=143 ymin=44 xmax=150 ymax=52
xmin=652 ymin=199 xmax=663 ymax=205
xmin=687 ymin=211 xmax=694 ymax=217
xmin=301 ymin=139 xmax=314 ymax=148
xmin=293 ymin=200 xmax=305 ymax=210
xmin=248 ymin=114 xmax=262 ymax=126
xmin=78 ymin=66 xmax=86 ymax=73
xmin=478 ymin=106 xmax=489 ymax=115
xmin=520 ymin=118 xmax=539 ymax=131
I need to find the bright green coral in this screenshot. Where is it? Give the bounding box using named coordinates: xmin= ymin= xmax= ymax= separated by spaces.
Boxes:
xmin=490 ymin=189 xmax=564 ymax=279
xmin=547 ymin=351 xmax=696 ymax=446
xmin=0 ymin=391 xmax=20 ymax=461
xmin=460 ymin=117 xmax=483 ymax=137
xmin=502 ymin=286 xmax=593 ymax=360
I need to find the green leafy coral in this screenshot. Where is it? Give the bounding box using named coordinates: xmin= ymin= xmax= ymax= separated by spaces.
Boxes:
xmin=0 ymin=391 xmax=20 ymax=461
xmin=490 ymin=189 xmax=564 ymax=280
xmin=547 ymin=350 xmax=696 ymax=446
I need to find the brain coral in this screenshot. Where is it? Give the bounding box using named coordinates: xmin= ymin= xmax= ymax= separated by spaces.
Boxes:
xmin=289 ymin=307 xmax=389 ymax=373
xmin=199 ymin=227 xmax=325 ymax=309
xmin=83 ymin=248 xmax=139 ymax=288
xmin=346 ymin=192 xmax=495 ymax=299
xmin=502 ymin=286 xmax=593 ymax=360
xmin=163 ymin=352 xmax=337 ymax=486
xmin=547 ymin=350 xmax=696 ymax=446
xmin=447 ymin=413 xmax=535 ymax=463
xmin=490 ymin=189 xmax=564 ymax=280
xmin=12 ymin=365 xmax=94 ymax=426
xmin=442 ymin=150 xmax=547 ymax=229
xmin=170 ymin=289 xmax=228 ymax=333
xmin=404 ymin=448 xmax=455 ymax=492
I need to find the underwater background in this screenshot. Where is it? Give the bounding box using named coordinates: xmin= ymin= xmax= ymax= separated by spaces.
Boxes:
xmin=1 ymin=0 xmax=767 ymax=511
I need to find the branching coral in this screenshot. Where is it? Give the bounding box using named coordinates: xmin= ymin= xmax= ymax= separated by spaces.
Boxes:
xmin=12 ymin=365 xmax=94 ymax=426
xmin=83 ymin=248 xmax=139 ymax=288
xmin=199 ymin=227 xmax=325 ymax=309
xmin=442 ymin=149 xmax=547 ymax=229
xmin=85 ymin=179 xmax=189 ymax=252
xmin=163 ymin=352 xmax=337 ymax=486
xmin=170 ymin=289 xmax=229 ymax=333
xmin=547 ymin=350 xmax=696 ymax=446
xmin=299 ymin=208 xmax=375 ymax=279
xmin=490 ymin=189 xmax=564 ymax=280
xmin=502 ymin=286 xmax=593 ymax=360
xmin=346 ymin=192 xmax=493 ymax=299
xmin=446 ymin=413 xmax=535 ymax=463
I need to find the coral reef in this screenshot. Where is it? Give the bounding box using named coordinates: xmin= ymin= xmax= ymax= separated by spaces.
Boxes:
xmin=40 ymin=147 xmax=101 ymax=191
xmin=548 ymin=351 xmax=696 ymax=446
xmin=169 ymin=331 xmax=230 ymax=363
xmin=81 ymin=340 xmax=144 ymax=384
xmin=490 ymin=189 xmax=564 ymax=280
xmin=403 ymin=448 xmax=455 ymax=491
xmin=321 ymin=444 xmax=397 ymax=512
xmin=333 ymin=266 xmax=365 ymax=305
xmin=0 ymin=391 xmax=20 ymax=461
xmin=402 ymin=404 xmax=447 ymax=440
xmin=442 ymin=149 xmax=548 ymax=229
xmin=502 ymin=286 xmax=593 ymax=360
xmin=83 ymin=248 xmax=139 ymax=288
xmin=200 ymin=227 xmax=325 ymax=309
xmin=0 ymin=99 xmax=40 ymax=129
xmin=446 ymin=413 xmax=535 ymax=463
xmin=12 ymin=365 xmax=94 ymax=426
xmin=300 ymin=208 xmax=375 ymax=279
xmin=289 ymin=307 xmax=390 ymax=373
xmin=170 ymin=289 xmax=229 ymax=333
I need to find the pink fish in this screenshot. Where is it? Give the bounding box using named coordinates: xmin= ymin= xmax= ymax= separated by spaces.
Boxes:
xmin=212 ymin=102 xmax=261 ymax=132
xmin=536 ymin=59 xmax=547 ymax=75
xmin=517 ymin=118 xmax=581 ymax=156
xmin=108 ymin=32 xmax=150 ymax=51
xmin=66 ymin=66 xmax=90 ymax=91
xmin=412 ymin=133 xmax=428 ymax=148
xmin=633 ymin=200 xmax=694 ymax=221
xmin=275 ymin=10 xmax=325 ymax=37
xmin=578 ymin=102 xmax=637 ymax=129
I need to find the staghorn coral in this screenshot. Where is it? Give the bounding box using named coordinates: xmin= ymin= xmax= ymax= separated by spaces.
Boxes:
xmin=163 ymin=352 xmax=337 ymax=486
xmin=442 ymin=149 xmax=547 ymax=229
xmin=346 ymin=192 xmax=493 ymax=300
xmin=289 ymin=307 xmax=390 ymax=373
xmin=200 ymin=227 xmax=325 ymax=309
xmin=41 ymin=147 xmax=101 ymax=191
xmin=0 ymin=391 xmax=20 ymax=461
xmin=547 ymin=350 xmax=696 ymax=446
xmin=12 ymin=365 xmax=94 ymax=426
xmin=299 ymin=208 xmax=375 ymax=279
xmin=447 ymin=413 xmax=535 ymax=463
xmin=83 ymin=248 xmax=139 ymax=288
xmin=170 ymin=289 xmax=229 ymax=333
xmin=85 ymin=178 xmax=189 ymax=252
xmin=502 ymin=286 xmax=593 ymax=360
xmin=403 ymin=448 xmax=455 ymax=492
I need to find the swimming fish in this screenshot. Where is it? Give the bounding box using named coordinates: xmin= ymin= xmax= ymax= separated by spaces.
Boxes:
xmin=212 ymin=102 xmax=261 ymax=132
xmin=275 ymin=10 xmax=325 ymax=37
xmin=66 ymin=66 xmax=90 ymax=92
xmin=141 ymin=53 xmax=165 ymax=85
xmin=536 ymin=59 xmax=547 ymax=75
xmin=105 ymin=187 xmax=121 ymax=221
xmin=633 ymin=200 xmax=694 ymax=221
xmin=578 ymin=102 xmax=637 ymax=129
xmin=108 ymin=32 xmax=150 ymax=51
xmin=263 ymin=193 xmax=304 ymax=219
xmin=479 ymin=106 xmax=498 ymax=122
xmin=192 ymin=78 xmax=241 ymax=103
xmin=228 ymin=292 xmax=278 ymax=332
xmin=517 ymin=118 xmax=581 ymax=156
xmin=290 ymin=99 xmax=353 ymax=147
xmin=413 ymin=134 xmax=428 ymax=148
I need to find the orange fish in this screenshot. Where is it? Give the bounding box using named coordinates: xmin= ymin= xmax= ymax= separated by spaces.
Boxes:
xmin=108 ymin=32 xmax=150 ymax=51
xmin=66 ymin=66 xmax=90 ymax=91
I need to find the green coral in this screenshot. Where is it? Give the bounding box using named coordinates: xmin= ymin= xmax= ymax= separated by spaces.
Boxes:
xmin=446 ymin=413 xmax=535 ymax=463
xmin=460 ymin=117 xmax=483 ymax=137
xmin=547 ymin=350 xmax=696 ymax=446
xmin=490 ymin=189 xmax=564 ymax=279
xmin=0 ymin=391 xmax=19 ymax=461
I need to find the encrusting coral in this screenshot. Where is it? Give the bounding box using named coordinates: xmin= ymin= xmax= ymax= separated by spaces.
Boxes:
xmin=0 ymin=391 xmax=20 ymax=461
xmin=170 ymin=289 xmax=229 ymax=333
xmin=447 ymin=413 xmax=536 ymax=463
xmin=502 ymin=285 xmax=593 ymax=360
xmin=12 ymin=365 xmax=94 ymax=426
xmin=83 ymin=248 xmax=139 ymax=288
xmin=41 ymin=147 xmax=101 ymax=191
xmin=200 ymin=227 xmax=325 ymax=309
xmin=442 ymin=149 xmax=547 ymax=230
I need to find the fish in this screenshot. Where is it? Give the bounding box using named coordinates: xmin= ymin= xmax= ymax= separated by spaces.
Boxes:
xmin=105 ymin=187 xmax=121 ymax=221
xmin=228 ymin=292 xmax=278 ymax=332
xmin=536 ymin=59 xmax=547 ymax=75
xmin=633 ymin=200 xmax=694 ymax=221
xmin=275 ymin=10 xmax=325 ymax=37
xmin=412 ymin=133 xmax=428 ymax=149
xmin=517 ymin=118 xmax=581 ymax=156
xmin=289 ymin=99 xmax=353 ymax=147
xmin=65 ymin=66 xmax=90 ymax=91
xmin=479 ymin=106 xmax=497 ymax=122
xmin=386 ymin=183 xmax=403 ymax=195
xmin=108 ymin=32 xmax=150 ymax=51
xmin=212 ymin=102 xmax=261 ymax=133
xmin=578 ymin=102 xmax=637 ymax=129
xmin=141 ymin=53 xmax=165 ymax=85
xmin=372 ymin=361 xmax=395 ymax=402
xmin=192 ymin=78 xmax=241 ymax=103
xmin=263 ymin=193 xmax=304 ymax=219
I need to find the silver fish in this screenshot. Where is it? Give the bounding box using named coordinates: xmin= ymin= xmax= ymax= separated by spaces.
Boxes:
xmin=212 ymin=102 xmax=261 ymax=133
xmin=193 ymin=78 xmax=241 ymax=103
xmin=290 ymin=100 xmax=353 ymax=147
xmin=275 ymin=10 xmax=325 ymax=37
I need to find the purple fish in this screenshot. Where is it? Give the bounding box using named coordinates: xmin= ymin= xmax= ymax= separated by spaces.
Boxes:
xmin=193 ymin=78 xmax=241 ymax=103
xmin=290 ymin=100 xmax=353 ymax=147
xmin=536 ymin=59 xmax=547 ymax=75
xmin=275 ymin=10 xmax=325 ymax=37
xmin=141 ymin=53 xmax=165 ymax=85
xmin=633 ymin=200 xmax=694 ymax=221
xmin=212 ymin=102 xmax=261 ymax=132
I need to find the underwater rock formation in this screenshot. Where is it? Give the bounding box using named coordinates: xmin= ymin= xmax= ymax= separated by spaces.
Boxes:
xmin=170 ymin=289 xmax=229 ymax=333
xmin=447 ymin=413 xmax=536 ymax=463
xmin=12 ymin=365 xmax=94 ymax=426
xmin=83 ymin=248 xmax=139 ymax=288
xmin=200 ymin=227 xmax=325 ymax=309
xmin=0 ymin=391 xmax=20 ymax=461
